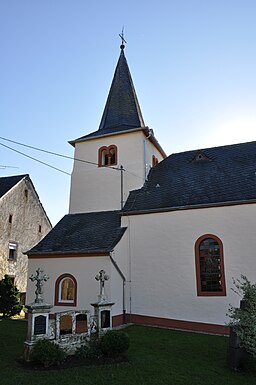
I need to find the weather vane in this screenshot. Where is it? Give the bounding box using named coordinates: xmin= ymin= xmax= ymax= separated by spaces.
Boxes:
xmin=119 ymin=27 xmax=127 ymax=49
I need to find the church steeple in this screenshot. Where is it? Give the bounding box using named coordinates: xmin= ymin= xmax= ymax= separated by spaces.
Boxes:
xmin=69 ymin=39 xmax=166 ymax=214
xmin=98 ymin=45 xmax=145 ymax=134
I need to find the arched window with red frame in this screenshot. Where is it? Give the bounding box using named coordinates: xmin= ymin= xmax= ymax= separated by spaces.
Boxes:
xmin=152 ymin=155 xmax=159 ymax=167
xmin=195 ymin=234 xmax=226 ymax=296
xmin=55 ymin=273 xmax=77 ymax=306
xmin=98 ymin=145 xmax=117 ymax=167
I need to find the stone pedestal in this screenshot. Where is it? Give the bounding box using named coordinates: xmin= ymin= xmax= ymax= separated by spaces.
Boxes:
xmin=23 ymin=301 xmax=53 ymax=361
xmin=91 ymin=295 xmax=114 ymax=336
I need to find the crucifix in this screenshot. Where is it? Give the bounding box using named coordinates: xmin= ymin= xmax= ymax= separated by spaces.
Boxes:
xmin=95 ymin=269 xmax=109 ymax=297
xmin=29 ymin=268 xmax=49 ymax=303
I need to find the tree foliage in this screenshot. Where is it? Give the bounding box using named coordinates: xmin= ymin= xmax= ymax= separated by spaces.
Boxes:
xmin=0 ymin=275 xmax=22 ymax=318
xmin=227 ymin=275 xmax=256 ymax=357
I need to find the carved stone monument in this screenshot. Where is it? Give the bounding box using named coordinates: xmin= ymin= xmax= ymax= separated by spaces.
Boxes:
xmin=91 ymin=269 xmax=114 ymax=336
xmin=23 ymin=268 xmax=53 ymax=361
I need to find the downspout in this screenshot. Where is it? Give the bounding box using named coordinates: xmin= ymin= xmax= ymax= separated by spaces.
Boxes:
xmin=143 ymin=129 xmax=153 ymax=181
xmin=110 ymin=252 xmax=126 ymax=324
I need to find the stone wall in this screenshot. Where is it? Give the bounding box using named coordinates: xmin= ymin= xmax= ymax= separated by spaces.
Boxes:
xmin=0 ymin=176 xmax=52 ymax=292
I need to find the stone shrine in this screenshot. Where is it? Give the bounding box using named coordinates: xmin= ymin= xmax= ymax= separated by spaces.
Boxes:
xmin=91 ymin=269 xmax=115 ymax=336
xmin=23 ymin=268 xmax=52 ymax=361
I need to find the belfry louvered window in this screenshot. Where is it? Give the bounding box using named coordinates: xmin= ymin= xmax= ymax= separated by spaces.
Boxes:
xmin=98 ymin=145 xmax=117 ymax=167
xmin=195 ymin=235 xmax=226 ymax=296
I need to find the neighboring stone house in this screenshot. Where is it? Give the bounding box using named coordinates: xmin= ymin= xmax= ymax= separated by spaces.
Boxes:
xmin=26 ymin=43 xmax=256 ymax=335
xmin=0 ymin=174 xmax=51 ymax=298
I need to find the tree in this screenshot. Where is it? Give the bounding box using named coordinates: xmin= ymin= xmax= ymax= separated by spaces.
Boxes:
xmin=0 ymin=275 xmax=22 ymax=318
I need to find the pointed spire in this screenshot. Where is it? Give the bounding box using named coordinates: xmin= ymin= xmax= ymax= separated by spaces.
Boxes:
xmin=98 ymin=43 xmax=145 ymax=133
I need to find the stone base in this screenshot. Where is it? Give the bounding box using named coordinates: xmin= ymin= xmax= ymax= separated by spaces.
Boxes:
xmin=23 ymin=340 xmax=35 ymax=362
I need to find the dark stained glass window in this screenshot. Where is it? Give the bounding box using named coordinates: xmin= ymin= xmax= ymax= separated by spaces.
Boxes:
xmin=199 ymin=238 xmax=222 ymax=292
xmin=195 ymin=235 xmax=226 ymax=296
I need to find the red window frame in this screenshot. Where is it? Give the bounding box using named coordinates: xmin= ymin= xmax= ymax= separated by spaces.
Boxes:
xmin=55 ymin=273 xmax=77 ymax=306
xmin=195 ymin=234 xmax=226 ymax=296
xmin=98 ymin=145 xmax=118 ymax=167
xmin=152 ymin=155 xmax=159 ymax=167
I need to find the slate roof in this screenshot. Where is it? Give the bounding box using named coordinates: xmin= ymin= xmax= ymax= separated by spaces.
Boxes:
xmin=70 ymin=46 xmax=145 ymax=145
xmin=27 ymin=211 xmax=126 ymax=255
xmin=123 ymin=141 xmax=256 ymax=213
xmin=0 ymin=174 xmax=28 ymax=198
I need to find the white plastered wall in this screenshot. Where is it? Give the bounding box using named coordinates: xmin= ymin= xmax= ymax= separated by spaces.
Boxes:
xmin=69 ymin=130 xmax=164 ymax=213
xmin=109 ymin=228 xmax=130 ymax=316
xmin=121 ymin=204 xmax=256 ymax=326
xmin=27 ymin=256 xmax=110 ymax=313
xmin=27 ymin=255 xmax=125 ymax=317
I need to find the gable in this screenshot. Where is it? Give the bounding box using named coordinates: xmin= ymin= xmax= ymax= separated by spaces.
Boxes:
xmin=0 ymin=174 xmax=28 ymax=199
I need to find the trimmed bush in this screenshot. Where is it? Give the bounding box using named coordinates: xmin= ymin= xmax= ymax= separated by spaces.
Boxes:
xmin=31 ymin=339 xmax=67 ymax=367
xmin=75 ymin=336 xmax=102 ymax=359
xmin=100 ymin=330 xmax=130 ymax=358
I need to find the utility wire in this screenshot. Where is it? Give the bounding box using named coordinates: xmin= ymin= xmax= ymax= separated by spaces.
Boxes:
xmin=0 ymin=136 xmax=146 ymax=180
xmin=0 ymin=142 xmax=71 ymax=176
xmin=0 ymin=136 xmax=120 ymax=170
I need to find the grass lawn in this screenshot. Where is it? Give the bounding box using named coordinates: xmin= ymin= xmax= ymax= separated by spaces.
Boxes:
xmin=0 ymin=318 xmax=255 ymax=385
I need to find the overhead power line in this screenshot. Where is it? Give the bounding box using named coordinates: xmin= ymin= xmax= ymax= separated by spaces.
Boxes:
xmin=0 ymin=136 xmax=119 ymax=170
xmin=0 ymin=142 xmax=71 ymax=176
xmin=0 ymin=136 xmax=145 ymax=180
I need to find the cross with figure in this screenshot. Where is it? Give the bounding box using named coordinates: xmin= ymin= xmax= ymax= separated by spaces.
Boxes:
xmin=95 ymin=269 xmax=109 ymax=297
xmin=29 ymin=268 xmax=49 ymax=303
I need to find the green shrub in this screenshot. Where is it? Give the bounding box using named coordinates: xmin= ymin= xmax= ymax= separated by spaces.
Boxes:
xmin=75 ymin=336 xmax=102 ymax=359
xmin=227 ymin=275 xmax=256 ymax=358
xmin=31 ymin=339 xmax=67 ymax=367
xmin=100 ymin=330 xmax=130 ymax=358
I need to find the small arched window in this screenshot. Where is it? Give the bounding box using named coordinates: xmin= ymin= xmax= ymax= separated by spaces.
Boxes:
xmin=55 ymin=274 xmax=77 ymax=306
xmin=109 ymin=146 xmax=116 ymax=165
xmin=101 ymin=148 xmax=108 ymax=166
xmin=152 ymin=155 xmax=159 ymax=167
xmin=98 ymin=145 xmax=117 ymax=167
xmin=195 ymin=235 xmax=226 ymax=296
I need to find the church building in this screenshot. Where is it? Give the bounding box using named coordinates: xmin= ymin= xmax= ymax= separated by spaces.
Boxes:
xmin=26 ymin=42 xmax=256 ymax=335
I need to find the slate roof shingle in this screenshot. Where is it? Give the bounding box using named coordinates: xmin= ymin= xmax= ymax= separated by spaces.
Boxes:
xmin=27 ymin=211 xmax=126 ymax=255
xmin=70 ymin=47 xmax=145 ymax=145
xmin=123 ymin=141 xmax=256 ymax=213
xmin=0 ymin=174 xmax=28 ymax=198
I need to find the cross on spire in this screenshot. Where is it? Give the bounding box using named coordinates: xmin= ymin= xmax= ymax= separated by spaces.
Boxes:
xmin=119 ymin=27 xmax=127 ymax=49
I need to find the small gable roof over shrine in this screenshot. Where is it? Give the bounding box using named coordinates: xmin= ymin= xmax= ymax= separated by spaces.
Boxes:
xmin=27 ymin=211 xmax=126 ymax=256
xmin=123 ymin=141 xmax=256 ymax=213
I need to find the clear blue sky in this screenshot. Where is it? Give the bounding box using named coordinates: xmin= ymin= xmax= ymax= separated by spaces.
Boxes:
xmin=1 ymin=0 xmax=256 ymax=225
